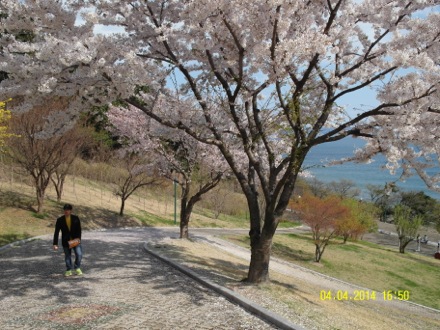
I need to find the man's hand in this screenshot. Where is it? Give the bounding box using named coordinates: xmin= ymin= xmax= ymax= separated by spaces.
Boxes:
xmin=53 ymin=245 xmax=58 ymax=251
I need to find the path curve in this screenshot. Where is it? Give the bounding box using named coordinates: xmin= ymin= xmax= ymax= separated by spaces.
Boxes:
xmin=0 ymin=227 xmax=281 ymax=330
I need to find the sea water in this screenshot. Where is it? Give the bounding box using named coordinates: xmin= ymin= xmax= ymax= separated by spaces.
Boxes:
xmin=302 ymin=136 xmax=440 ymax=201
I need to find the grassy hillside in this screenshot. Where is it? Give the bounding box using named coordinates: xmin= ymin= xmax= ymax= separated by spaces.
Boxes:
xmin=0 ymin=170 xmax=253 ymax=246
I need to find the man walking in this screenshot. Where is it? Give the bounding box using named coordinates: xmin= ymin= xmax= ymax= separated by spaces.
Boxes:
xmin=53 ymin=204 xmax=83 ymax=276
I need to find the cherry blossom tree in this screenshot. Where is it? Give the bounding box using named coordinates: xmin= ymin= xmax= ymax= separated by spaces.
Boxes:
xmin=1 ymin=0 xmax=439 ymax=282
xmin=108 ymin=104 xmax=229 ymax=238
xmin=156 ymin=137 xmax=226 ymax=239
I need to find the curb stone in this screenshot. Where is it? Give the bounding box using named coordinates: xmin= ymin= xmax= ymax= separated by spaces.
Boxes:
xmin=143 ymin=243 xmax=306 ymax=330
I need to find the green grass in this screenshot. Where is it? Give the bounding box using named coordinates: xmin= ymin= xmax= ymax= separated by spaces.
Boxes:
xmin=191 ymin=207 xmax=250 ymax=228
xmin=334 ymin=243 xmax=362 ymax=252
xmin=0 ymin=233 xmax=32 ymax=246
xmin=136 ymin=210 xmax=176 ymax=226
xmin=31 ymin=212 xmax=50 ymax=219
xmin=278 ymin=219 xmax=303 ymax=228
xmin=224 ymin=233 xmax=440 ymax=310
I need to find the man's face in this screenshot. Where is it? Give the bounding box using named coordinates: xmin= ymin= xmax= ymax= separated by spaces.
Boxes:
xmin=64 ymin=209 xmax=72 ymax=216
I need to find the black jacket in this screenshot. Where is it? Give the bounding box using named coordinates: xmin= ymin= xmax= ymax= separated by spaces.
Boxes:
xmin=53 ymin=215 xmax=82 ymax=248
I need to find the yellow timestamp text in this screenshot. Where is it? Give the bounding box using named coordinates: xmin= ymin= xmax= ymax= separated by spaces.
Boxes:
xmin=320 ymin=290 xmax=410 ymax=301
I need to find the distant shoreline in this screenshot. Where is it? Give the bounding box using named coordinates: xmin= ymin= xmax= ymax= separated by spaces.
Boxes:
xmin=303 ymin=137 xmax=440 ymax=201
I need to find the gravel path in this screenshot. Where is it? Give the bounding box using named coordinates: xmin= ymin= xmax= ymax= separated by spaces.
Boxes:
xmin=0 ymin=228 xmax=280 ymax=330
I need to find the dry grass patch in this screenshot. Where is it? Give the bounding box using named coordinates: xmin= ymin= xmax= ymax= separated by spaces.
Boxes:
xmin=0 ymin=207 xmax=53 ymax=245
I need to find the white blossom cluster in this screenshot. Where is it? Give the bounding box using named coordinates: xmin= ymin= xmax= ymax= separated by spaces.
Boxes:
xmin=1 ymin=0 xmax=439 ymax=197
xmin=107 ymin=103 xmax=230 ymax=182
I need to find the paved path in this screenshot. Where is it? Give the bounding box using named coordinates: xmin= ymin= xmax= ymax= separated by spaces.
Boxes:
xmin=0 ymin=228 xmax=281 ymax=330
xmin=1 ymin=226 xmax=439 ymax=330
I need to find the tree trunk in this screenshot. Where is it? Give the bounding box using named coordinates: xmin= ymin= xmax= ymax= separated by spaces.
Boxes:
xmin=315 ymin=241 xmax=330 ymax=262
xmin=35 ymin=174 xmax=50 ymax=213
xmin=52 ymin=173 xmax=66 ymax=202
xmin=179 ymin=188 xmax=189 ymax=238
xmin=36 ymin=188 xmax=45 ymax=213
xmin=399 ymin=244 xmax=405 ymax=253
xmin=180 ymin=195 xmax=198 ymax=239
xmin=246 ymin=206 xmax=278 ymax=283
xmin=398 ymin=237 xmax=411 ymax=253
xmin=53 ymin=180 xmax=63 ymax=202
xmin=119 ymin=198 xmax=126 ymax=216
xmin=246 ymin=232 xmax=273 ymax=283
xmin=180 ymin=216 xmax=189 ymax=239
xmin=315 ymin=245 xmax=323 ymax=262
xmin=178 ymin=172 xmax=222 ymax=239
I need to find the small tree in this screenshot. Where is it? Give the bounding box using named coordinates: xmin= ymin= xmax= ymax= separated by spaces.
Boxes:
xmin=51 ymin=164 xmax=73 ymax=203
xmin=328 ymin=179 xmax=361 ymax=200
xmin=335 ymin=214 xmax=361 ymax=244
xmin=296 ymin=194 xmax=351 ymax=262
xmin=394 ymin=205 xmax=423 ymax=254
xmin=50 ymin=125 xmax=91 ymax=202
xmin=111 ymin=150 xmax=159 ymax=216
xmin=368 ymin=183 xmax=401 ymax=222
xmin=205 ymin=184 xmax=233 ymax=219
xmin=338 ymin=199 xmax=378 ymax=243
xmin=307 ymin=178 xmax=331 ymax=198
